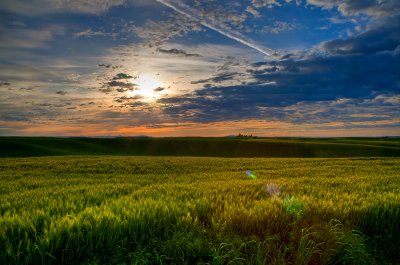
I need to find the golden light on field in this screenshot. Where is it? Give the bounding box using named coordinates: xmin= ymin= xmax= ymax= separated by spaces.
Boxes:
xmin=130 ymin=73 xmax=163 ymax=100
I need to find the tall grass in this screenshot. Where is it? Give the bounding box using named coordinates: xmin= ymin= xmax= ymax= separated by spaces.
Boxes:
xmin=0 ymin=156 xmax=399 ymax=264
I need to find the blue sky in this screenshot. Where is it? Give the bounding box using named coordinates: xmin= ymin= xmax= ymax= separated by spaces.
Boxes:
xmin=0 ymin=0 xmax=399 ymax=136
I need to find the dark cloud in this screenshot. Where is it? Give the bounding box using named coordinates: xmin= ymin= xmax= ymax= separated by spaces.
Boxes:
xmin=98 ymin=64 xmax=121 ymax=69
xmin=37 ymin=103 xmax=51 ymax=107
xmin=159 ymin=23 xmax=399 ymax=124
xmin=56 ymin=90 xmax=67 ymax=95
xmin=0 ymin=82 xmax=11 ymax=86
xmin=0 ymin=100 xmax=71 ymax=123
xmin=113 ymin=73 xmax=135 ymax=80
xmin=114 ymin=95 xmax=144 ymax=103
xmin=116 ymin=87 xmax=130 ymax=93
xmin=154 ymin=87 xmax=165 ymax=92
xmin=106 ymin=81 xmax=136 ymax=88
xmin=100 ymin=80 xmax=138 ymax=94
xmin=0 ymin=114 xmax=31 ymax=122
xmin=98 ymin=64 xmax=111 ymax=68
xmin=321 ymin=21 xmax=400 ymax=56
xmin=288 ymin=95 xmax=400 ymax=125
xmin=157 ymin=48 xmax=202 ymax=57
xmin=99 ymin=87 xmax=114 ymax=94
xmin=19 ymin=87 xmax=36 ymax=91
xmin=190 ymin=72 xmax=239 ymax=84
xmin=130 ymin=101 xmax=147 ymax=107
xmin=246 ymin=65 xmax=279 ymax=75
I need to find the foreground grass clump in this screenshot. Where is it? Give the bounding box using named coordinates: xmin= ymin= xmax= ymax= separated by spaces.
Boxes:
xmin=0 ymin=157 xmax=399 ymax=264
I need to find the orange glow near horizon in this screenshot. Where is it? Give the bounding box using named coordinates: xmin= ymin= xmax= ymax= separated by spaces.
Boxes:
xmin=2 ymin=120 xmax=399 ymax=137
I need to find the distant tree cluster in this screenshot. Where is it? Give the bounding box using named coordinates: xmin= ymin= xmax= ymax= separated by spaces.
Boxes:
xmin=237 ymin=133 xmax=256 ymax=138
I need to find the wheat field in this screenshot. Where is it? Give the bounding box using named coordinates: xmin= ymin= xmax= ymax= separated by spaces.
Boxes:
xmin=1 ymin=156 xmax=399 ymax=264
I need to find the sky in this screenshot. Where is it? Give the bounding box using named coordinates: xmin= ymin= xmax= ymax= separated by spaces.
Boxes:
xmin=0 ymin=0 xmax=399 ymax=137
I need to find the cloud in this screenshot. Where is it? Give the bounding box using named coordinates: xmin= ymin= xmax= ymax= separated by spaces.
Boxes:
xmin=19 ymin=87 xmax=36 ymax=91
xmin=250 ymin=0 xmax=400 ymax=20
xmin=279 ymin=95 xmax=400 ymax=124
xmin=157 ymin=47 xmax=201 ymax=57
xmin=0 ymin=65 xmax=52 ymax=82
xmin=98 ymin=64 xmax=122 ymax=69
xmin=321 ymin=20 xmax=400 ymax=55
xmin=105 ymin=42 xmax=256 ymax=96
xmin=251 ymin=0 xmax=283 ymax=9
xmin=97 ymin=71 xmax=141 ymax=93
xmin=154 ymin=87 xmax=166 ymax=92
xmin=155 ymin=0 xmax=274 ymax=56
xmin=248 ymin=0 xmax=400 ymax=19
xmin=0 ymin=0 xmax=398 ymax=137
xmin=246 ymin=5 xmax=261 ymax=18
xmin=157 ymin=23 xmax=399 ymax=124
xmin=0 ymin=95 xmax=78 ymax=124
xmin=114 ymin=95 xmax=144 ymax=103
xmin=56 ymin=90 xmax=68 ymax=95
xmin=307 ymin=0 xmax=400 ymax=18
xmin=131 ymin=14 xmax=202 ymax=47
xmin=53 ymin=0 xmax=125 ymax=14
xmin=190 ymin=72 xmax=239 ymax=85
xmin=0 ymin=114 xmax=31 ymax=122
xmin=260 ymin=21 xmax=299 ymax=34
xmin=73 ymin=29 xmax=118 ymax=39
xmin=327 ymin=17 xmax=352 ymax=24
xmin=98 ymin=64 xmax=112 ymax=68
xmin=0 ymin=82 xmax=11 ymax=87
xmin=0 ymin=25 xmax=64 ymax=50
xmin=160 ymin=86 xmax=399 ymax=127
xmin=101 ymin=80 xmax=138 ymax=93
xmin=113 ymin=73 xmax=135 ymax=80
xmin=0 ymin=0 xmax=124 ymax=16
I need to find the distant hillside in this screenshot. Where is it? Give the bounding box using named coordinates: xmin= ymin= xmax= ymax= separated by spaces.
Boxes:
xmin=0 ymin=137 xmax=399 ymax=158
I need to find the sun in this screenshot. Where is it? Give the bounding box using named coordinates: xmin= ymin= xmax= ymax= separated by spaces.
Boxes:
xmin=131 ymin=73 xmax=163 ymax=100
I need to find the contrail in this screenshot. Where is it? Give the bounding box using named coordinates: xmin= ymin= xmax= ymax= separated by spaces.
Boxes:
xmin=155 ymin=0 xmax=274 ymax=57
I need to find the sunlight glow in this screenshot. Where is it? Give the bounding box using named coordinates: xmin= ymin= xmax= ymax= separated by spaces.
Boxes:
xmin=131 ymin=73 xmax=164 ymax=100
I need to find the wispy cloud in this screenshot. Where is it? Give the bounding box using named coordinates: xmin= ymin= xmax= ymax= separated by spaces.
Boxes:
xmin=0 ymin=0 xmax=124 ymax=16
xmin=260 ymin=21 xmax=299 ymax=34
xmin=0 ymin=25 xmax=64 ymax=50
xmin=155 ymin=0 xmax=274 ymax=57
xmin=307 ymin=0 xmax=400 ymax=18
xmin=73 ymin=29 xmax=118 ymax=39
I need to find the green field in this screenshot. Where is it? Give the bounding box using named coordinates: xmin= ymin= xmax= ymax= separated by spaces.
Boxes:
xmin=1 ymin=137 xmax=400 ymax=158
xmin=1 ymin=156 xmax=399 ymax=264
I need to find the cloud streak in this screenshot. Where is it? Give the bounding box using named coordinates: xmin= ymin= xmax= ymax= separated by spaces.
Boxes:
xmin=155 ymin=0 xmax=274 ymax=57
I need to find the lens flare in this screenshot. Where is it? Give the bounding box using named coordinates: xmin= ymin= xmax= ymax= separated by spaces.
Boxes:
xmin=246 ymin=171 xmax=256 ymax=179
xmin=265 ymin=183 xmax=281 ymax=197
